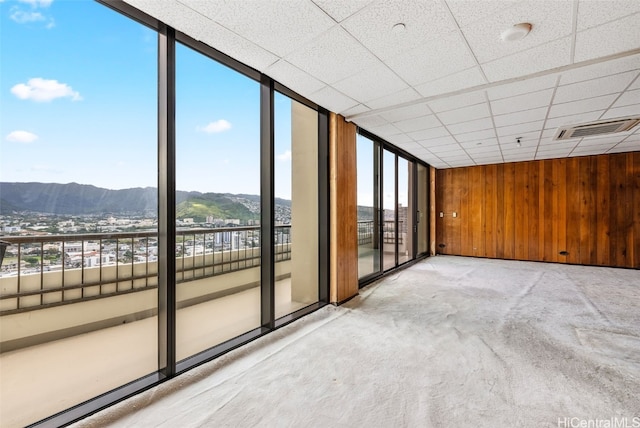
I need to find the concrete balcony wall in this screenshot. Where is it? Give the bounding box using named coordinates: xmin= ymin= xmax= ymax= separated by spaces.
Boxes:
xmin=0 ymin=245 xmax=291 ymax=352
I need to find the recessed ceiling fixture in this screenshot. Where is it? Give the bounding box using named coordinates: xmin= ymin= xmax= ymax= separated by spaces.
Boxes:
xmin=392 ymin=23 xmax=406 ymax=34
xmin=501 ymin=23 xmax=532 ymax=42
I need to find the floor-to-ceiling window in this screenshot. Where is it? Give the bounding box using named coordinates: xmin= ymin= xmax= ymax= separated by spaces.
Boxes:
xmin=274 ymin=93 xmax=320 ymax=319
xmin=0 ymin=2 xmax=158 ymax=426
xmin=175 ymin=42 xmax=262 ymax=360
xmin=0 ymin=2 xmax=327 ymax=426
xmin=356 ymin=130 xmax=430 ymax=285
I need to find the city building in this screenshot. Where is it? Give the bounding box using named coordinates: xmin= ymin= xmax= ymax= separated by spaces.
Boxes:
xmin=0 ymin=0 xmax=638 ymax=427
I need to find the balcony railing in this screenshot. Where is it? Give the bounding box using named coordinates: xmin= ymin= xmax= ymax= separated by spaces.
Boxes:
xmin=357 ymin=220 xmax=403 ymax=246
xmin=0 ymin=226 xmax=291 ymax=315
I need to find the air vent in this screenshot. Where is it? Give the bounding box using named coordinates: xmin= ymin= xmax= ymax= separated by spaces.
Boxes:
xmin=553 ymin=116 xmax=640 ymax=141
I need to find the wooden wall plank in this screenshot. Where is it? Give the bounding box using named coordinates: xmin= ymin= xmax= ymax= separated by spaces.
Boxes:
xmin=434 ymin=153 xmax=638 ymax=268
xmin=329 ymin=113 xmax=358 ymax=304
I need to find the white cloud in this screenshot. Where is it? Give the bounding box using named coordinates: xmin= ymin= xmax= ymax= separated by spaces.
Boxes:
xmin=199 ymin=119 xmax=232 ymax=134
xmin=276 ymin=150 xmax=292 ymax=162
xmin=10 ymin=9 xmax=44 ymax=23
xmin=19 ymin=0 xmax=54 ymax=6
xmin=6 ymin=130 xmax=39 ymax=143
xmin=11 ymin=78 xmax=82 ymax=102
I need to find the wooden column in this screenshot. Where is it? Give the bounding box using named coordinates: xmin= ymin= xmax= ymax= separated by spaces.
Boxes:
xmin=329 ymin=113 xmax=358 ymax=304
xmin=430 ymin=166 xmax=437 ymax=256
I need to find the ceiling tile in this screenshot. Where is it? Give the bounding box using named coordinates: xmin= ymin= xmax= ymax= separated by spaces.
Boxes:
xmin=536 ymin=151 xmax=572 ymax=159
xmin=486 ymin=74 xmax=558 ymax=100
xmin=445 ymin=0 xmax=519 ymax=28
xmin=574 ymin=13 xmax=640 ymax=62
xmin=342 ymin=0 xmax=454 ymax=61
xmin=577 ymin=1 xmax=640 ymax=31
xmin=365 ymin=88 xmax=422 ymax=110
xmin=460 ymin=137 xmax=499 ymax=149
xmin=461 ymin=0 xmax=573 ymax=64
xmin=365 ymin=123 xmax=403 ymax=138
xmin=482 ymin=37 xmax=572 ymax=82
xmin=465 ymin=145 xmax=502 ymax=155
xmin=498 ymin=130 xmax=541 ymax=145
xmin=454 ymin=128 xmax=497 ymax=143
xmin=351 ymin=114 xmax=389 ymax=129
xmin=415 ymin=67 xmax=487 ymax=98
xmin=265 ymin=60 xmax=326 ymax=95
xmin=608 ymin=143 xmax=640 ymax=153
xmin=490 ymin=88 xmax=555 ymax=115
xmin=493 ymin=106 xmax=548 ymax=127
xmin=333 ymin=64 xmax=409 ymax=104
xmin=429 ymin=144 xmax=466 ymax=155
xmin=309 ymin=85 xmax=358 ymax=113
xmin=436 ymin=103 xmax=491 ymax=125
xmin=378 ymin=103 xmax=432 ymax=123
xmin=543 ymin=111 xmax=605 ymax=130
xmin=408 ymin=126 xmax=450 ymax=141
xmin=629 ymin=76 xmax=640 ymax=91
xmin=554 ymin=71 xmax=637 ymax=104
xmin=386 ymin=31 xmax=477 ymax=86
xmin=612 ymin=88 xmax=640 ymax=108
xmin=601 ymin=104 xmax=640 ymax=119
xmin=446 ymin=117 xmax=494 ymax=134
xmin=396 ymin=141 xmax=424 ymax=151
xmin=427 ymin=91 xmax=487 ymax=113
xmin=497 ymin=120 xmax=545 ymax=137
xmin=473 ymin=158 xmax=504 ymax=165
xmin=548 ymin=93 xmax=618 ymax=117
xmin=187 ymin=0 xmax=336 ymax=58
xmin=394 ymin=115 xmax=441 ymax=133
xmin=417 ymin=136 xmax=457 ymax=148
xmin=579 ymin=134 xmax=626 ymax=145
xmin=341 ymin=104 xmax=370 ymax=117
xmin=311 ymin=0 xmax=374 ymax=22
xmin=560 ymin=54 xmax=640 ymax=85
xmin=386 ymin=133 xmax=414 ymax=144
xmin=285 ymin=26 xmax=380 ymax=84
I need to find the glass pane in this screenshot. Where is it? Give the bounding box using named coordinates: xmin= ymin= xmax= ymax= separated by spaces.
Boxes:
xmin=398 ymin=157 xmax=414 ymax=264
xmin=175 ymin=43 xmax=261 ymax=360
xmin=356 ymin=135 xmax=380 ymax=278
xmin=383 ymin=149 xmax=396 ymax=271
xmin=417 ymin=164 xmax=429 ymax=255
xmin=274 ymin=93 xmax=319 ymax=318
xmin=0 ymin=2 xmax=158 ymax=426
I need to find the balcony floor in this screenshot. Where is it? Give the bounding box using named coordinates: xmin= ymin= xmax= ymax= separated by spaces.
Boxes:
xmin=70 ymin=256 xmax=640 ymax=428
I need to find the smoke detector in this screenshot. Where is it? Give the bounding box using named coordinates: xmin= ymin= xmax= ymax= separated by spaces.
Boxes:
xmin=553 ymin=116 xmax=640 ymax=140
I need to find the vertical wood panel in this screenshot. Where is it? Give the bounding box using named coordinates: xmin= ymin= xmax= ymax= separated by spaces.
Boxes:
xmin=566 ymin=157 xmax=581 ymax=264
xmin=434 ymin=152 xmax=638 ymax=269
xmin=329 ymin=113 xmax=358 ymax=304
xmin=430 ymin=167 xmax=437 ymax=256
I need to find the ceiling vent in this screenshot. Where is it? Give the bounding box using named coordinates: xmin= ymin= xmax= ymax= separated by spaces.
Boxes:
xmin=553 ymin=116 xmax=640 ymax=140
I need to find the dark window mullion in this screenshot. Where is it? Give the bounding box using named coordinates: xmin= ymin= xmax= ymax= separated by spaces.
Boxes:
xmin=260 ymin=75 xmax=275 ymax=329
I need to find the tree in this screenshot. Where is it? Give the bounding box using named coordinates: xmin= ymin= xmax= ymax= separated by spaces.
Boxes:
xmin=24 ymin=256 xmax=40 ymax=267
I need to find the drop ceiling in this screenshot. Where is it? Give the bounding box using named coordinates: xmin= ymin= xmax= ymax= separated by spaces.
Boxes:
xmin=123 ymin=0 xmax=640 ymax=168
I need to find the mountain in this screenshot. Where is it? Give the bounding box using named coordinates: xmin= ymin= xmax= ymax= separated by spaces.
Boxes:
xmin=0 ymin=182 xmax=280 ymax=222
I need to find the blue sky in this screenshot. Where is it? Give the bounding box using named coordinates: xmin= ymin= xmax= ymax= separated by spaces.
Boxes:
xmin=1 ymin=0 xmax=294 ymax=198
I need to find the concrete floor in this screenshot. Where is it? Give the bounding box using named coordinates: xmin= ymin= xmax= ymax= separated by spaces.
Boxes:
xmin=73 ymin=256 xmax=640 ymax=428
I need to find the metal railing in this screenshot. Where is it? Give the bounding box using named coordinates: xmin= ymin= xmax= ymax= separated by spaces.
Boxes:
xmin=0 ymin=226 xmax=291 ymax=315
xmin=357 ymin=220 xmax=403 ymax=246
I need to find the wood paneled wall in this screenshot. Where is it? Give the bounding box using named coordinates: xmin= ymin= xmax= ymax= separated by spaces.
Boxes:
xmin=329 ymin=113 xmax=359 ymax=303
xmin=436 ymin=152 xmax=640 ymax=268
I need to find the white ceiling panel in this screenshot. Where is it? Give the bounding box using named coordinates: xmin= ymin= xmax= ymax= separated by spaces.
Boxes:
xmin=554 ymin=71 xmax=637 ymax=104
xmin=333 ymin=63 xmax=409 ymax=104
xmin=311 ymin=0 xmax=374 ymax=23
xmin=415 ymin=67 xmax=487 ymax=98
xmin=481 ymin=37 xmax=572 ymax=82
xmin=548 ymin=93 xmax=618 ymax=118
xmin=574 ymin=13 xmax=640 ymax=62
xmin=393 ymin=115 xmax=441 ymax=133
xmin=386 ymin=31 xmax=477 ymax=86
xmin=436 ymin=103 xmax=491 ymax=125
xmin=285 ymin=26 xmax=380 ymax=84
xmin=490 ymin=88 xmax=555 ymax=115
xmin=365 ymin=88 xmax=422 ymax=110
xmin=125 ymin=0 xmax=640 ymax=169
xmin=460 ymin=0 xmax=573 ymax=64
xmin=612 ymin=88 xmax=640 ymax=108
xmin=577 ymin=1 xmax=640 ymax=31
xmin=342 ymin=0 xmax=454 ymax=61
xmin=446 ymin=117 xmax=494 ymax=135
xmin=186 ymin=0 xmax=336 ymax=58
xmin=494 ymin=107 xmax=548 ymax=127
xmin=265 ymin=60 xmax=326 ymax=95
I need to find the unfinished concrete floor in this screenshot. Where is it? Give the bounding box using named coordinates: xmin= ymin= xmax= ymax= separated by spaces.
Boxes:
xmin=75 ymin=256 xmax=640 ymax=427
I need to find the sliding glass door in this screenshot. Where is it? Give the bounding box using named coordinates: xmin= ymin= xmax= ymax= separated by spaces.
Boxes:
xmin=357 ymin=132 xmax=429 ymax=284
